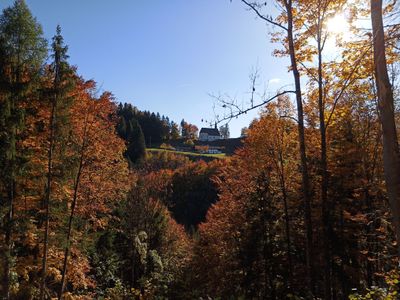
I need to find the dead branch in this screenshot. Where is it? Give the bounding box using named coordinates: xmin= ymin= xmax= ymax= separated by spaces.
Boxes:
xmin=212 ymin=90 xmax=296 ymax=125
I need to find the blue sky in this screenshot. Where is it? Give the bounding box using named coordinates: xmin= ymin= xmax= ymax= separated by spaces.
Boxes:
xmin=1 ymin=0 xmax=292 ymax=137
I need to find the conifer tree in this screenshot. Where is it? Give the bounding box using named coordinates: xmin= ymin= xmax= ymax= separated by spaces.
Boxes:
xmin=117 ymin=117 xmax=128 ymax=140
xmin=126 ymin=119 xmax=146 ymax=165
xmin=40 ymin=25 xmax=72 ymax=300
xmin=170 ymin=121 xmax=180 ymax=140
xmin=0 ymin=1 xmax=47 ymax=297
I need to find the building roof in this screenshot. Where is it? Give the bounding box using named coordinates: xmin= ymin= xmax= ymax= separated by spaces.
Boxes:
xmin=200 ymin=127 xmax=220 ymax=136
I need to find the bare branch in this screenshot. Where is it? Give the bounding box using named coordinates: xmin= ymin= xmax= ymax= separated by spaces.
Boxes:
xmin=279 ymin=114 xmax=299 ymax=123
xmin=240 ymin=0 xmax=288 ymax=31
xmin=249 ymin=68 xmax=260 ymax=108
xmin=299 ymin=61 xmax=319 ymax=83
xmin=213 ymin=90 xmax=296 ymax=125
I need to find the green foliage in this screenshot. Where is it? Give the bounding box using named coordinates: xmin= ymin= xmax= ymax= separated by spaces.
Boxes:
xmin=117 ymin=102 xmax=178 ymax=145
xmin=141 ymin=150 xmax=190 ymax=172
xmin=0 ymin=0 xmax=47 ymax=182
xmin=170 ymin=121 xmax=180 ymax=140
xmin=168 ymin=160 xmax=220 ymax=230
xmin=103 ymin=280 xmax=138 ymax=299
xmin=0 ymin=0 xmax=47 ymax=77
xmin=91 ymin=180 xmax=190 ymax=299
xmin=349 ymin=271 xmax=400 ymax=300
xmin=126 ymin=118 xmax=146 ymax=165
xmin=0 ymin=1 xmax=47 ymax=296
xmin=91 ymin=232 xmax=122 ymax=294
xmin=183 ymin=139 xmax=194 ymax=146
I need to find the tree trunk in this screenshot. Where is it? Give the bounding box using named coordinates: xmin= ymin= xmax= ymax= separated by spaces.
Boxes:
xmin=278 ymin=148 xmax=293 ymax=283
xmin=40 ymin=41 xmax=62 ymax=298
xmin=316 ymin=9 xmax=332 ymax=299
xmin=285 ymin=0 xmax=314 ymax=293
xmin=4 ymin=179 xmax=15 ymax=300
xmin=371 ymin=0 xmax=400 ymax=255
xmin=58 ymin=153 xmax=84 ymax=300
xmin=39 ymin=95 xmax=56 ymax=300
xmin=4 ymin=74 xmax=19 ymax=300
xmin=58 ymin=111 xmax=89 ymax=299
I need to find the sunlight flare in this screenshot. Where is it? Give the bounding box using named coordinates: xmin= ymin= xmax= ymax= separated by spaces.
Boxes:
xmin=327 ymin=13 xmax=349 ymax=35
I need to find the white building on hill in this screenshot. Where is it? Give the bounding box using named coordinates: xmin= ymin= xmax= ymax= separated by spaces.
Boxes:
xmin=199 ymin=127 xmax=221 ymax=142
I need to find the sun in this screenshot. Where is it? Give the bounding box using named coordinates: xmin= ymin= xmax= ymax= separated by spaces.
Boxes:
xmin=326 ymin=14 xmax=348 ymax=35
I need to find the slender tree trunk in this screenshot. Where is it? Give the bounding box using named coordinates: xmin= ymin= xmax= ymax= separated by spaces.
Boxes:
xmin=4 ymin=179 xmax=15 ymax=300
xmin=285 ymin=0 xmax=314 ymax=293
xmin=316 ymin=10 xmax=332 ymax=299
xmin=4 ymin=82 xmax=18 ymax=300
xmin=58 ymin=112 xmax=89 ymax=299
xmin=364 ymin=114 xmax=381 ymax=287
xmin=39 ymin=96 xmax=56 ymax=300
xmin=58 ymin=154 xmax=84 ymax=299
xmin=365 ymin=188 xmax=374 ymax=287
xmin=371 ymin=0 xmax=400 ymax=255
xmin=339 ymin=205 xmax=345 ymax=298
xmin=239 ymin=0 xmax=314 ymax=290
xmin=40 ymin=42 xmax=62 ymax=298
xmin=3 ymin=47 xmax=25 ymax=300
xmin=260 ymin=177 xmax=276 ymax=299
xmin=278 ymin=149 xmax=293 ymax=282
xmin=131 ymin=228 xmax=138 ymax=289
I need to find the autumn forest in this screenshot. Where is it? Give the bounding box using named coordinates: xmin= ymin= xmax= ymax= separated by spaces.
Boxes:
xmin=0 ymin=0 xmax=400 ymax=299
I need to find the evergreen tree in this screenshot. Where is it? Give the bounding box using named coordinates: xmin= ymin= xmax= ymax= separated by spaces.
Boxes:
xmin=0 ymin=1 xmax=47 ymax=297
xmin=170 ymin=121 xmax=180 ymax=140
xmin=126 ymin=119 xmax=146 ymax=165
xmin=116 ymin=103 xmax=177 ymax=145
xmin=40 ymin=25 xmax=73 ymax=300
xmin=180 ymin=119 xmax=187 ymax=137
xmin=117 ymin=117 xmax=127 ymax=140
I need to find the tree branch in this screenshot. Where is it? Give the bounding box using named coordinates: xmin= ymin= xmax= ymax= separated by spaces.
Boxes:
xmin=214 ymin=90 xmax=296 ymax=125
xmin=240 ymin=0 xmax=288 ymax=31
xmin=325 ymin=45 xmax=371 ymax=129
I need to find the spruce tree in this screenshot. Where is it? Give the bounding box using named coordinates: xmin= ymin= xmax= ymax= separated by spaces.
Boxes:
xmin=40 ymin=25 xmax=72 ymax=300
xmin=0 ymin=1 xmax=47 ymax=297
xmin=126 ymin=119 xmax=146 ymax=165
xmin=170 ymin=121 xmax=180 ymax=140
xmin=117 ymin=117 xmax=128 ymax=140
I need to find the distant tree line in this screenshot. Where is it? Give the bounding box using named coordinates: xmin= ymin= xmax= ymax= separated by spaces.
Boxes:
xmin=116 ymin=103 xmax=180 ymax=164
xmin=117 ymin=103 xmax=204 ymax=164
xmin=117 ymin=102 xmax=180 ymax=146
